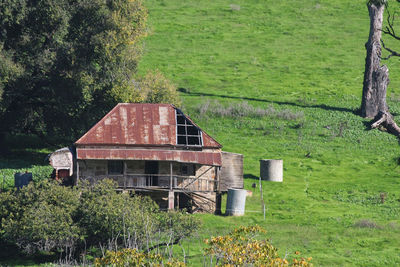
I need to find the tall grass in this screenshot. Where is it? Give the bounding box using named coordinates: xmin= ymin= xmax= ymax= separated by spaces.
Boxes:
xmin=195 ymin=100 xmax=304 ymax=120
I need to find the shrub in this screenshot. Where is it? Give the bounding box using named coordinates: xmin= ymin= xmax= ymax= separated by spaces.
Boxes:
xmin=94 ymin=248 xmax=185 ymax=267
xmin=204 ymin=226 xmax=312 ymax=266
xmin=77 ymin=179 xmax=159 ymax=250
xmin=0 ymin=179 xmax=200 ymax=262
xmin=0 ymin=180 xmax=80 ymax=255
xmin=137 ymin=70 xmax=181 ymax=106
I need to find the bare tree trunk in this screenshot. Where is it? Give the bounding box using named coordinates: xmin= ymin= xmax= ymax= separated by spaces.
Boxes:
xmin=361 ymin=3 xmax=400 ymax=136
xmin=361 ymin=3 xmax=388 ymax=118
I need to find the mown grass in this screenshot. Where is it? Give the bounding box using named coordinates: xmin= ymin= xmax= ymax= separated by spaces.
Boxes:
xmin=2 ymin=0 xmax=400 ymax=266
xmin=138 ymin=0 xmax=400 ymax=266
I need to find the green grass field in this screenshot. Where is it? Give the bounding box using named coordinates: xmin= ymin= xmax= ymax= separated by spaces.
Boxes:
xmin=137 ymin=0 xmax=400 ymax=266
xmin=2 ymin=0 xmax=400 ymax=266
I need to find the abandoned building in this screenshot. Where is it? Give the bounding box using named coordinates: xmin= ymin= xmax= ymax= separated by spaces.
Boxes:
xmin=50 ymin=103 xmax=243 ymax=213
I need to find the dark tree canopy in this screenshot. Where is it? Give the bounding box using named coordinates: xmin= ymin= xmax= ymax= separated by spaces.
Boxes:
xmin=0 ymin=0 xmax=147 ymax=142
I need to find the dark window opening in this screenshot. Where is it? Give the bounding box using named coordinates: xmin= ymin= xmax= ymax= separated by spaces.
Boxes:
xmin=177 ymin=136 xmax=187 ymax=145
xmin=176 ymin=110 xmax=202 ymax=146
xmin=145 ymin=161 xmax=159 ymax=186
xmin=108 ymin=160 xmax=124 ymax=175
xmin=187 ymin=126 xmax=199 ymax=135
xmin=188 ymin=136 xmax=200 ymax=145
xmin=177 ymin=126 xmax=186 ymax=135
xmin=181 ymin=164 xmax=195 ymax=176
xmin=177 ymin=115 xmax=186 ymax=124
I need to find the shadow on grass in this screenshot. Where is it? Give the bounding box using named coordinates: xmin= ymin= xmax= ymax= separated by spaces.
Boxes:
xmin=244 ymin=173 xmax=259 ymax=180
xmin=178 ymin=88 xmax=356 ymax=114
xmin=0 ymin=150 xmax=50 ymax=169
xmin=0 ymin=241 xmax=57 ymax=266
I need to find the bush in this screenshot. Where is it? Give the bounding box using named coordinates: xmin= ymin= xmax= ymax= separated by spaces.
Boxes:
xmin=137 ymin=70 xmax=181 ymax=106
xmin=78 ymin=179 xmax=159 ymax=250
xmin=0 ymin=179 xmax=200 ymax=262
xmin=94 ymin=248 xmax=185 ymax=267
xmin=0 ymin=180 xmax=80 ymax=255
xmin=204 ymin=226 xmax=312 ymax=266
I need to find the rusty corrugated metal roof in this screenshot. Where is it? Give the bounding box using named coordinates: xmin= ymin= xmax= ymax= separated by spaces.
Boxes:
xmin=75 ymin=103 xmax=222 ymax=148
xmin=76 ymin=148 xmax=222 ymax=166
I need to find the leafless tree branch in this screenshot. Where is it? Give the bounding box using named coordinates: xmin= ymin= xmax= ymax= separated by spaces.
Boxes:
xmin=382 ymin=10 xmax=400 ymax=40
xmin=381 ymin=39 xmax=400 ymax=59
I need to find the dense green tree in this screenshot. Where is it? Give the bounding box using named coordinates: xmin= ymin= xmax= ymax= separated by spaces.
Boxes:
xmin=0 ymin=0 xmax=147 ymax=142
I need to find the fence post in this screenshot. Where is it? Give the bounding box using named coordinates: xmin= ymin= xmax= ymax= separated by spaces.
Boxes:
xmin=259 ymin=176 xmax=266 ymax=220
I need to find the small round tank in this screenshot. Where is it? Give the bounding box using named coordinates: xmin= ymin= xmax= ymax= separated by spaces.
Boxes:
xmin=225 ymin=188 xmax=247 ymax=216
xmin=260 ymin=159 xmax=283 ymax=182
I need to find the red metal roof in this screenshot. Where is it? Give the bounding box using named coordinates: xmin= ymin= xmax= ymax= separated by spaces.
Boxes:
xmin=76 ymin=148 xmax=222 ymax=166
xmin=75 ymin=103 xmax=222 ymax=148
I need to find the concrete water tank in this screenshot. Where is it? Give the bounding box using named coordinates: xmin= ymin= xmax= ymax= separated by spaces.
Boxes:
xmin=260 ymin=159 xmax=283 ymax=182
xmin=225 ymin=188 xmax=247 ymax=216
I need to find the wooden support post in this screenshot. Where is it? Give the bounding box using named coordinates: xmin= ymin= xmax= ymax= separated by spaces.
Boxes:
xmin=215 ymin=193 xmax=222 ymax=215
xmin=123 ymin=161 xmax=127 ymax=189
xmin=168 ymin=162 xmax=174 ymax=210
xmin=169 ymin=162 xmax=173 ymax=190
xmin=216 ymin=166 xmax=220 ymax=193
xmin=76 ymin=161 xmax=80 ymax=186
xmin=168 ymin=190 xmax=175 ymax=210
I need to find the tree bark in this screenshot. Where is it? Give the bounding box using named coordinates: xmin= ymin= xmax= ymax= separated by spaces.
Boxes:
xmin=361 ymin=3 xmax=400 ymax=136
xmin=361 ymin=3 xmax=388 ymax=118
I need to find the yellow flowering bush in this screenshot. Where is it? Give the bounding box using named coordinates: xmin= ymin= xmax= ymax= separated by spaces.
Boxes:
xmin=204 ymin=226 xmax=312 ymax=267
xmin=94 ymin=248 xmax=185 ymax=267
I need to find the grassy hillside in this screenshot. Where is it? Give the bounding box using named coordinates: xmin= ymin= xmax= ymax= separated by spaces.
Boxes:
xmin=138 ymin=0 xmax=400 ymax=266
xmin=1 ymin=0 xmax=400 ymax=266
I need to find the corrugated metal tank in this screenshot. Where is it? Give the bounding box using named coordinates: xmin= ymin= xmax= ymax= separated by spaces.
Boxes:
xmin=220 ymin=151 xmax=243 ymax=191
xmin=225 ymin=188 xmax=246 ymax=216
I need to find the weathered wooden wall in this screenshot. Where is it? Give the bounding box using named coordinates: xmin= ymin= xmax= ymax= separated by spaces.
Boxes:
xmin=220 ymin=152 xmax=244 ymax=191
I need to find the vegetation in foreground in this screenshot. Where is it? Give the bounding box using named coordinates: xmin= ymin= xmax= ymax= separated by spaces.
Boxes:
xmin=0 ymin=179 xmax=199 ymax=264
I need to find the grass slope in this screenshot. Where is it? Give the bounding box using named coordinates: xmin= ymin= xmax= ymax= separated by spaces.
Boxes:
xmin=138 ymin=0 xmax=400 ymax=266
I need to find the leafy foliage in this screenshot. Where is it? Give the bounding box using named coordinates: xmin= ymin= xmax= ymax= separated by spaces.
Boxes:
xmin=0 ymin=0 xmax=147 ymax=140
xmin=94 ymin=248 xmax=185 ymax=267
xmin=78 ymin=179 xmax=159 ymax=249
xmin=0 ymin=180 xmax=80 ymax=254
xmin=204 ymin=226 xmax=312 ymax=266
xmin=138 ymin=70 xmax=181 ymax=106
xmin=0 ymin=179 xmax=200 ymax=262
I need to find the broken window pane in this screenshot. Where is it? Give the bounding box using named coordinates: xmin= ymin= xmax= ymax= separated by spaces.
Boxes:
xmin=177 ymin=126 xmax=186 ymax=135
xmin=188 ymin=136 xmax=200 ymax=145
xmin=176 ymin=109 xmax=202 ymax=146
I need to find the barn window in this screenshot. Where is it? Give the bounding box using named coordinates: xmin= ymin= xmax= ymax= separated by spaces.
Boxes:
xmin=108 ymin=160 xmax=124 ymax=175
xmin=176 ymin=110 xmax=202 ymax=146
xmin=181 ymin=164 xmax=195 ymax=176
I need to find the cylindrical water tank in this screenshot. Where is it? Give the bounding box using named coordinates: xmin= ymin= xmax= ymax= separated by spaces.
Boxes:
xmin=260 ymin=159 xmax=283 ymax=182
xmin=225 ymin=188 xmax=246 ymax=216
